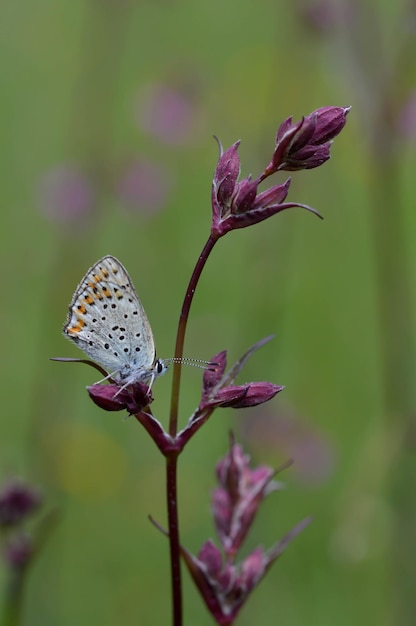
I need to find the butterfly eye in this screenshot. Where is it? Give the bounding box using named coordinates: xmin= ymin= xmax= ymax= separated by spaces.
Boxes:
xmin=156 ymin=360 xmax=164 ymax=374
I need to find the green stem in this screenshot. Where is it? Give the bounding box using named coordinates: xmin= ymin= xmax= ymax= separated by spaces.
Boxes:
xmin=2 ymin=568 xmax=26 ymax=626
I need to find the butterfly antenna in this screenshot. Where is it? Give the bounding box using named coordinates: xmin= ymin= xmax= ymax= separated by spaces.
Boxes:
xmin=164 ymin=357 xmax=218 ymax=371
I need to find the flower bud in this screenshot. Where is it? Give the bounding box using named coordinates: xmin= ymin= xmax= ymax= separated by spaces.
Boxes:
xmin=0 ymin=480 xmax=42 ymax=527
xmin=271 ymin=106 xmax=350 ymax=171
xmin=87 ymin=382 xmax=152 ymax=414
xmin=3 ymin=533 xmax=33 ymax=569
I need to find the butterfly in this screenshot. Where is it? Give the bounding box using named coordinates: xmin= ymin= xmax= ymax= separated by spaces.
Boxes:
xmin=64 ymin=255 xmax=167 ymax=389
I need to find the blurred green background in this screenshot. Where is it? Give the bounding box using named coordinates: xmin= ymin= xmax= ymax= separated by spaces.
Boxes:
xmin=1 ymin=0 xmax=416 ymax=624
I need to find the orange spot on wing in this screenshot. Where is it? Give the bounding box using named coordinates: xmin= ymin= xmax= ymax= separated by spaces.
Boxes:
xmin=84 ymin=295 xmax=94 ymax=305
xmin=89 ymin=274 xmax=101 ymax=287
xmin=68 ymin=318 xmax=85 ymax=334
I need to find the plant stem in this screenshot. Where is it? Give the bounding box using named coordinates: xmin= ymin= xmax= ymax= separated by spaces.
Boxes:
xmin=169 ymin=233 xmax=218 ymax=437
xmin=2 ymin=568 xmax=26 ymax=626
xmin=166 ymin=232 xmax=218 ymax=626
xmin=370 ymin=152 xmax=416 ymax=625
xmin=166 ymin=454 xmax=182 ymax=626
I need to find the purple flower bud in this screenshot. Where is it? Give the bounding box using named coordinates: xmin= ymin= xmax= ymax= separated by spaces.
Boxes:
xmin=288 ymin=115 xmax=317 ymax=150
xmin=251 ymin=179 xmax=290 ymax=209
xmin=231 ymin=177 xmax=259 ymax=214
xmin=181 ymin=534 xmax=309 ymax=625
xmin=312 ymin=106 xmax=351 ymax=143
xmin=239 ymin=547 xmax=265 ymax=588
xmin=212 ymin=441 xmax=280 ymax=557
xmin=200 ymin=340 xmax=283 ymax=412
xmin=205 ymin=382 xmax=283 ymax=410
xmin=232 ymin=383 xmax=283 ymax=408
xmin=202 ymin=351 xmax=227 ymax=395
xmin=87 ymin=382 xmax=152 ymax=414
xmin=210 ymin=386 xmax=250 ymax=409
xmin=211 ymin=129 xmax=325 ymax=237
xmin=289 ymin=143 xmax=332 ymax=169
xmin=211 ymin=106 xmax=349 ymax=236
xmin=3 ymin=533 xmax=33 ymax=569
xmin=178 ymin=437 xmax=311 ymax=623
xmin=271 ymin=106 xmax=350 ymax=171
xmin=268 ymin=116 xmax=305 ymax=172
xmin=212 ymin=141 xmax=241 ymax=211
xmin=199 ymin=350 xmax=284 ymax=411
xmin=198 ymin=539 xmax=223 ymax=578
xmin=0 ymin=480 xmax=42 ymax=527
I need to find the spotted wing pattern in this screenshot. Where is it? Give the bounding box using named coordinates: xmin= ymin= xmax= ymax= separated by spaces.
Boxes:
xmin=64 ymin=255 xmax=159 ymax=384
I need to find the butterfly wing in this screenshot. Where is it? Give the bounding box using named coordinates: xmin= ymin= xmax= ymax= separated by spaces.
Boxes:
xmin=64 ymin=255 xmax=157 ymax=381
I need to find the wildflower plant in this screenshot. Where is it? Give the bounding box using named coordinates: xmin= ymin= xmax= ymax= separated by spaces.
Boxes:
xmin=60 ymin=106 xmax=349 ymax=625
xmin=0 ymin=479 xmax=58 ymax=626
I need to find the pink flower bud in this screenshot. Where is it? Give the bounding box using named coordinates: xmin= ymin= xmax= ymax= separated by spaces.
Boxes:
xmin=271 ymin=106 xmax=350 ymax=171
xmin=177 ymin=438 xmax=311 ymax=624
xmin=3 ymin=533 xmax=33 ymax=569
xmin=210 ymin=115 xmax=332 ymax=237
xmin=87 ymin=382 xmax=152 ymax=414
xmin=213 ymin=441 xmax=280 ymax=557
xmin=212 ymin=141 xmax=241 ymax=211
xmin=200 ymin=339 xmax=283 ymax=412
xmin=0 ymin=480 xmax=42 ymax=527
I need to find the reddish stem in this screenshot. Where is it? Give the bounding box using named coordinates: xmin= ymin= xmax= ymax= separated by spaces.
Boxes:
xmin=166 ymin=232 xmax=219 ymax=626
xmin=169 ymin=233 xmax=218 ymax=437
xmin=166 ymin=453 xmax=182 ymax=626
